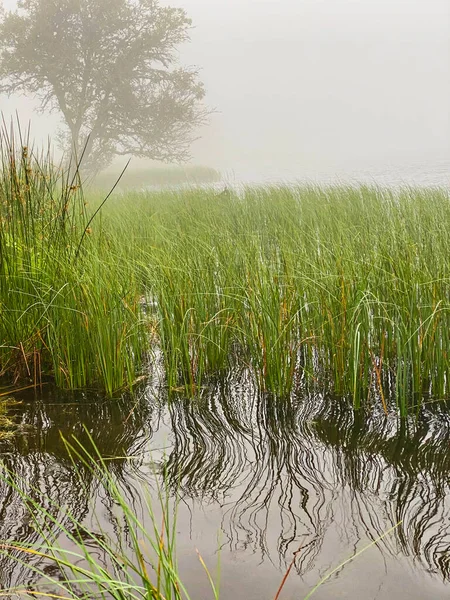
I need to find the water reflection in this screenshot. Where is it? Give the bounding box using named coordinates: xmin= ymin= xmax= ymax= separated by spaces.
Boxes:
xmin=0 ymin=390 xmax=152 ymax=590
xmin=0 ymin=382 xmax=449 ymax=595
xmin=165 ymin=380 xmax=328 ymax=572
xmin=164 ymin=380 xmax=450 ymax=581
xmin=312 ymin=399 xmax=450 ymax=579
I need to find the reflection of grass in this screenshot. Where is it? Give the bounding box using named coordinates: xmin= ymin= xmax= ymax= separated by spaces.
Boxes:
xmin=0 ymin=397 xmax=20 ymax=439
xmin=0 ymin=434 xmax=400 ymax=600
xmin=1 ymin=433 xmax=220 ymax=600
xmin=91 ymin=165 xmax=221 ymax=190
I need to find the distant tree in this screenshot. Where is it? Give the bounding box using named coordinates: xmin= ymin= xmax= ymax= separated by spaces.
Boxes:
xmin=0 ymin=0 xmax=208 ymax=172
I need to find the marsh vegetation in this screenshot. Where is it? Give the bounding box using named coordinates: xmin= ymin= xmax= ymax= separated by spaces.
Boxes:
xmin=90 ymin=165 xmax=222 ymax=191
xmin=1 ymin=134 xmax=449 ymax=414
xmin=0 ymin=0 xmax=447 ymax=596
xmin=0 ymin=133 xmax=449 ymax=598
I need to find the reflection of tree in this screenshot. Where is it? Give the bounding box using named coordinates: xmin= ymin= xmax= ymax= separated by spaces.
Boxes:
xmin=0 ymin=391 xmax=150 ymax=590
xmin=164 ymin=380 xmax=450 ymax=580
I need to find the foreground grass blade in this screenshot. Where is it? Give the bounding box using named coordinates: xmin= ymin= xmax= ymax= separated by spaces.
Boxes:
xmin=302 ymin=522 xmax=402 ymax=600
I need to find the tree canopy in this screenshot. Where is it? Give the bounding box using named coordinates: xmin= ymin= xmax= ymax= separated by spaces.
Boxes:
xmin=0 ymin=0 xmax=208 ymax=172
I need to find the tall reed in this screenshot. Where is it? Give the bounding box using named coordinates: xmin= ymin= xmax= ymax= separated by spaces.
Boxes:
xmin=105 ymin=184 xmax=450 ymax=413
xmin=2 ymin=127 xmax=449 ymax=415
xmin=0 ymin=128 xmax=147 ymax=394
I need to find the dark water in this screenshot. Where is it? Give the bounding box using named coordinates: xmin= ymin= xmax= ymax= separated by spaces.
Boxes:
xmin=1 ymin=379 xmax=450 ymax=599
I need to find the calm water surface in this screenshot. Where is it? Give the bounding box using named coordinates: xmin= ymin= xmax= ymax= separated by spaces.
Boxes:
xmin=141 ymin=158 xmax=450 ymax=194
xmin=1 ymin=378 xmax=449 ymax=599
xmin=221 ymin=158 xmax=450 ymax=190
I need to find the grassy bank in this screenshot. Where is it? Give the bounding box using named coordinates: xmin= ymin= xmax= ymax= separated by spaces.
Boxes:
xmin=1 ymin=135 xmax=449 ymax=413
xmin=90 ymin=164 xmax=222 ymax=191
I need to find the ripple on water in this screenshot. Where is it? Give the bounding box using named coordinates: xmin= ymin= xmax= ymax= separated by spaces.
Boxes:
xmin=0 ymin=381 xmax=449 ymax=599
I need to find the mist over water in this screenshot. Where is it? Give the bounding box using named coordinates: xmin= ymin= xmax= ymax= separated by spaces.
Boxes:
xmin=1 ymin=0 xmax=448 ymax=186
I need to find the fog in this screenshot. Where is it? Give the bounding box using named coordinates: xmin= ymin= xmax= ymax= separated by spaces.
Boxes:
xmin=1 ymin=0 xmax=449 ymax=184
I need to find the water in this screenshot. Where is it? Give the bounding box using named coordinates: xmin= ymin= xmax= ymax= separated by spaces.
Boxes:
xmin=223 ymin=157 xmax=450 ymax=189
xmin=140 ymin=157 xmax=450 ymax=197
xmin=0 ymin=380 xmax=449 ymax=599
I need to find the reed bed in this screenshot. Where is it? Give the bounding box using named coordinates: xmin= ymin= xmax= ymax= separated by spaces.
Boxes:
xmin=0 ymin=132 xmax=147 ymax=394
xmin=1 ymin=129 xmax=449 ymax=414
xmin=105 ymin=184 xmax=450 ymax=415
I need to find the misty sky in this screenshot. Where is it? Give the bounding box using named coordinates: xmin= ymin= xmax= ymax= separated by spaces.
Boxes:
xmin=1 ymin=0 xmax=449 ymax=181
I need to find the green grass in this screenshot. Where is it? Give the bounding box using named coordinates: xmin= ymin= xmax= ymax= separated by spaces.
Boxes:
xmin=1 ymin=130 xmax=449 ymax=414
xmin=0 ymin=433 xmax=209 ymax=600
xmin=90 ymin=165 xmax=222 ymax=191
xmin=102 ymin=184 xmax=450 ymax=415
xmin=0 ymin=131 xmax=147 ymax=395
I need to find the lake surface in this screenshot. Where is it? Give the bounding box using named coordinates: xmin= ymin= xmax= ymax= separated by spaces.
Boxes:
xmin=0 ymin=378 xmax=450 ymax=599
xmin=142 ymin=157 xmax=450 ymax=197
